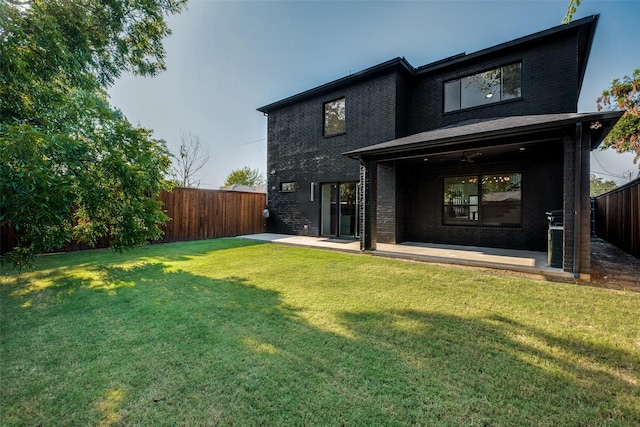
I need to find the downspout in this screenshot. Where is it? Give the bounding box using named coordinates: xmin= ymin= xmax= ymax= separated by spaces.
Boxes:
xmin=358 ymin=156 xmax=366 ymax=252
xmin=573 ymin=122 xmax=583 ymax=278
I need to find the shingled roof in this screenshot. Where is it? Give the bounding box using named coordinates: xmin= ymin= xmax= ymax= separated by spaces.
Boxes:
xmin=343 ymin=111 xmax=624 ymax=160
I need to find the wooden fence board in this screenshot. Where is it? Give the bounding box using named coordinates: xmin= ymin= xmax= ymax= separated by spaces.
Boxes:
xmin=594 ymin=178 xmax=640 ymax=259
xmin=1 ymin=188 xmax=266 ymax=255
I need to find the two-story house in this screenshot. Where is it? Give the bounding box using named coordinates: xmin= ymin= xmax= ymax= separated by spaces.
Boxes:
xmin=257 ymin=15 xmax=622 ymax=278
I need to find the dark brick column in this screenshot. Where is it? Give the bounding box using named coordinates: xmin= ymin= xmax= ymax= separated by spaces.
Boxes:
xmin=377 ymin=164 xmax=396 ymax=244
xmin=563 ymin=122 xmax=592 ymax=278
xmin=563 ymin=129 xmax=576 ymax=274
xmin=360 ymin=158 xmax=378 ymax=251
xmin=578 ymin=128 xmax=592 ymax=276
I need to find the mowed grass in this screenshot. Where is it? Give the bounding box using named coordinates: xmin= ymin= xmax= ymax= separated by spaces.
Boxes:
xmin=1 ymin=238 xmax=638 ymax=426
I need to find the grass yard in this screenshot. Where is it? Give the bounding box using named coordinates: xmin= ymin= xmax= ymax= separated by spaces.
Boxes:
xmin=1 ymin=238 xmax=639 ymax=426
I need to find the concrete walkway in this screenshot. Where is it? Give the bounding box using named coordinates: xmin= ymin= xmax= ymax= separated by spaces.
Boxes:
xmin=239 ymin=233 xmax=574 ymax=282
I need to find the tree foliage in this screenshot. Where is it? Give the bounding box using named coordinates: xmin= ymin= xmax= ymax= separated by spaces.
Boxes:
xmin=170 ymin=132 xmax=211 ymax=188
xmin=597 ymin=69 xmax=640 ymax=166
xmin=223 ymin=167 xmax=265 ymax=188
xmin=0 ymin=0 xmax=186 ymax=267
xmin=590 ymin=174 xmax=618 ymax=197
xmin=562 ymin=0 xmax=581 ymax=24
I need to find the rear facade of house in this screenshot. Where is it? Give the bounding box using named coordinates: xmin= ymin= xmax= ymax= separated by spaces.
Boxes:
xmin=258 ymin=16 xmax=622 ymax=277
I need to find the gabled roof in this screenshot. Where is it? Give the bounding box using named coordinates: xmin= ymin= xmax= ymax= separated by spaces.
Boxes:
xmin=257 ymin=57 xmax=414 ymax=114
xmin=343 ymin=111 xmax=624 ymax=160
xmin=257 ymin=15 xmax=599 ymax=114
xmin=415 ymin=15 xmax=598 ymax=95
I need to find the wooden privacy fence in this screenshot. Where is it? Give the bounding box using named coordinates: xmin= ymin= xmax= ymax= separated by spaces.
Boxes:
xmin=1 ymin=188 xmax=267 ymax=255
xmin=158 ymin=187 xmax=266 ymax=243
xmin=593 ymin=178 xmax=640 ymax=259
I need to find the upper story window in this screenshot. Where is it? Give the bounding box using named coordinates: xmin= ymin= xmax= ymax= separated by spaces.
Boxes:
xmin=323 ymin=97 xmax=345 ymax=136
xmin=444 ymin=63 xmax=521 ymax=112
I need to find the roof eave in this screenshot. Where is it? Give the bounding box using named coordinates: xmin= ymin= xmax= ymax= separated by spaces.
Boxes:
xmin=257 ymin=57 xmax=415 ymax=114
xmin=343 ymin=111 xmax=624 ymax=160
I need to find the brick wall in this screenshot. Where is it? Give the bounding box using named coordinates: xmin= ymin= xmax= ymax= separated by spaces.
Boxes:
xmin=398 ymin=139 xmax=564 ymax=251
xmin=266 ymin=71 xmax=400 ymax=236
xmin=408 ymin=33 xmax=580 ymax=134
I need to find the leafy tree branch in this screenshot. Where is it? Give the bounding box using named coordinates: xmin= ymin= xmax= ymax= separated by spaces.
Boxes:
xmin=1 ymin=0 xmax=186 ymax=268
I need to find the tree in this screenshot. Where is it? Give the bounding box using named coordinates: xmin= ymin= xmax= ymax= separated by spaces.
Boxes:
xmin=562 ymin=0 xmax=581 ymax=24
xmin=0 ymin=0 xmax=186 ymax=268
xmin=560 ymin=3 xmax=640 ymax=168
xmin=170 ymin=132 xmax=211 ymax=188
xmin=223 ymin=167 xmax=265 ymax=187
xmin=597 ymin=69 xmax=640 ymax=166
xmin=590 ymin=174 xmax=618 ymax=197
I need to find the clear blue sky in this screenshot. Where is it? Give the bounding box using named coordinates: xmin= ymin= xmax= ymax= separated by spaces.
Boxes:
xmin=108 ymin=0 xmax=640 ymax=188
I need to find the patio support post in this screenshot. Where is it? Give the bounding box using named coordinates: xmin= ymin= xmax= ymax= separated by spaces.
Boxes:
xmin=359 ymin=157 xmax=377 ymax=251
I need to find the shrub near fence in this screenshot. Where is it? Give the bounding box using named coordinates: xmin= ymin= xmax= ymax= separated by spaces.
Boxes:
xmin=0 ymin=187 xmax=267 ymax=256
xmin=594 ymin=178 xmax=640 ymax=259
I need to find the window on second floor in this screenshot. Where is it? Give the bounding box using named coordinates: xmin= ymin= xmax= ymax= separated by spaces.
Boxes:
xmin=444 ymin=63 xmax=521 ymax=112
xmin=323 ymin=97 xmax=345 ymax=136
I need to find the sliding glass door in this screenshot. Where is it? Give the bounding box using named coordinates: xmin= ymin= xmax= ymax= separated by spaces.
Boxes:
xmin=321 ymin=182 xmax=359 ymax=238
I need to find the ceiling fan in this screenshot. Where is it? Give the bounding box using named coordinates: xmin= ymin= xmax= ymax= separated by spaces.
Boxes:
xmin=460 ymin=151 xmax=482 ymax=164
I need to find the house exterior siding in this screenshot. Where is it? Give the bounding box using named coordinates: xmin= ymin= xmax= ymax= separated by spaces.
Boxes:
xmin=397 ymin=140 xmax=564 ymax=251
xmin=408 ymin=32 xmax=581 ymax=134
xmin=266 ymin=71 xmax=400 ymax=235
xmin=259 ymin=16 xmax=616 ymax=276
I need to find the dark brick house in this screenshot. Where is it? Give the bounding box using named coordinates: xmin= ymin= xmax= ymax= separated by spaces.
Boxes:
xmin=257 ymin=15 xmax=622 ymax=278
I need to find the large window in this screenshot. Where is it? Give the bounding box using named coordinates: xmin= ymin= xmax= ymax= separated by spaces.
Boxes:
xmin=444 ymin=63 xmax=521 ymax=112
xmin=323 ymin=97 xmax=345 ymax=136
xmin=443 ymin=173 xmax=522 ymax=227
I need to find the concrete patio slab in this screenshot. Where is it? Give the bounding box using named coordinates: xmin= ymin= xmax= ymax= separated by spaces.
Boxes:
xmin=239 ymin=233 xmax=575 ymax=282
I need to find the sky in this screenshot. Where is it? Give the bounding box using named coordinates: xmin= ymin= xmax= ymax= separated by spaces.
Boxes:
xmin=108 ymin=0 xmax=640 ymax=188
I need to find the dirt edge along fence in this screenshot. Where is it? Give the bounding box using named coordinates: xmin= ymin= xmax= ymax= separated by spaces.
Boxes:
xmin=1 ymin=187 xmax=267 ymax=256
xmin=593 ymin=177 xmax=640 ymax=259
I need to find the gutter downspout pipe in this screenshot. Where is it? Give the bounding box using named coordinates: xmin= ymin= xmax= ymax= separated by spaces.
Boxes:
xmin=573 ymin=122 xmax=583 ymax=279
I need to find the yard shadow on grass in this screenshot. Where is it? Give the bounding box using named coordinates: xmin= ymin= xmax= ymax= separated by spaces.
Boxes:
xmin=336 ymin=309 xmax=639 ymax=425
xmin=2 ymin=262 xmax=639 ymax=426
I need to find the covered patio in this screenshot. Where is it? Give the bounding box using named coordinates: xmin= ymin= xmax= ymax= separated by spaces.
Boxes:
xmin=345 ymin=112 xmax=623 ymax=279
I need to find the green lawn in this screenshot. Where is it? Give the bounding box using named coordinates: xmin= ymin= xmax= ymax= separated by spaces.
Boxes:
xmin=1 ymin=238 xmax=638 ymax=426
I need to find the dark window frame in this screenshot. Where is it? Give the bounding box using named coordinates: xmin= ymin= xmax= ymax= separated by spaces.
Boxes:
xmin=323 ymin=97 xmax=346 ymax=137
xmin=444 ymin=62 xmax=522 ymax=113
xmin=280 ymin=182 xmax=298 ymax=192
xmin=443 ymin=173 xmax=522 ymax=227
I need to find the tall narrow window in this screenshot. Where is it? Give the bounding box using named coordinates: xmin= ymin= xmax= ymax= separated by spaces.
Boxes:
xmin=444 ymin=176 xmax=479 ymax=225
xmin=444 ymin=63 xmax=521 ymax=112
xmin=323 ymin=97 xmax=345 ymax=136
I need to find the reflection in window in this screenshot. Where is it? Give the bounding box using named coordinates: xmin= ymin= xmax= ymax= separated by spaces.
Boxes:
xmin=443 ymin=173 xmax=521 ymax=227
xmin=280 ymin=182 xmax=298 ymax=192
xmin=444 ymin=176 xmax=479 ymax=225
xmin=481 ymin=174 xmax=521 ymax=226
xmin=444 ymin=63 xmax=521 ymax=112
xmin=323 ymin=98 xmax=345 ymax=136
